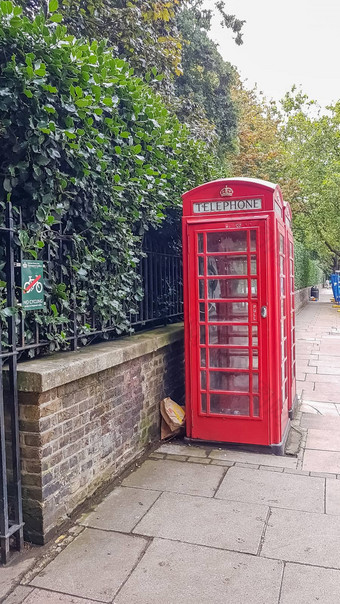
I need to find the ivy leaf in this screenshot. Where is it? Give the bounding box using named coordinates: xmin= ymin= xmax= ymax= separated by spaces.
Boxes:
xmin=3 ymin=177 xmax=11 ymax=192
xmin=1 ymin=307 xmax=17 ymax=318
xmin=51 ymin=304 xmax=58 ymax=317
xmin=49 ymin=13 xmax=63 ymax=23
xmin=48 ymin=0 xmax=59 ymax=12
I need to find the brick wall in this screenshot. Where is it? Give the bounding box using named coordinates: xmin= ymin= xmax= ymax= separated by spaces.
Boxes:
xmin=295 ymin=284 xmax=322 ymax=314
xmin=17 ymin=326 xmax=184 ymax=544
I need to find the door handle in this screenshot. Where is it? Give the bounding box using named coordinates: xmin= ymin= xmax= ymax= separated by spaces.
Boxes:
xmin=261 ymin=306 xmax=267 ymax=318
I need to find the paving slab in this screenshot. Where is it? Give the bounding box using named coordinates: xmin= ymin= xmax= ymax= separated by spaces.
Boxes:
xmin=209 ymin=448 xmax=297 ymax=469
xmin=303 ymin=449 xmax=340 ymax=473
xmin=0 ymin=556 xmax=36 ymax=601
xmin=30 ymin=528 xmax=148 ymax=603
xmin=215 ymin=466 xmax=324 ymax=513
xmin=307 ymin=374 xmax=340 ymax=384
xmin=313 ymin=366 xmax=340 ymax=375
xmin=300 ymin=401 xmax=340 ymax=415
xmin=320 ymin=342 xmax=340 ymax=356
xmin=115 ymin=539 xmax=282 ymax=604
xmin=261 ymin=508 xmax=340 ymax=568
xmin=280 ymin=562 xmax=340 ymax=604
xmin=19 ymin=590 xmax=95 ymax=604
xmin=79 ymin=486 xmax=160 ymax=532
xmin=301 ymin=414 xmax=340 ymax=430
xmin=157 ymin=444 xmax=208 ymax=457
xmin=326 ymin=479 xmax=340 ymax=515
xmin=122 ymin=459 xmax=225 ymax=497
xmin=311 ymin=355 xmax=340 ymax=365
xmin=306 ymin=428 xmax=340 ymax=451
xmin=2 ymin=586 xmax=34 ymax=604
xmin=304 ymin=392 xmax=340 ymax=404
xmin=133 ymin=491 xmax=267 ymax=554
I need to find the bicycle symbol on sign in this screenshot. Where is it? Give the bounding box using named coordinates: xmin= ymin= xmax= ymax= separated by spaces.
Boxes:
xmin=23 ymin=275 xmax=43 ymax=294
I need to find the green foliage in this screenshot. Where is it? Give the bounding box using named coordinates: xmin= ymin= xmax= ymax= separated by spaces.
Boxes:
xmin=175 ymin=3 xmax=238 ymax=157
xmin=294 ymin=241 xmax=324 ymax=290
xmin=0 ymin=2 xmax=217 ymax=350
xmin=280 ymin=89 xmax=340 ymax=264
xmin=17 ymin=0 xmax=184 ymax=95
xmin=17 ymin=0 xmax=244 ymax=160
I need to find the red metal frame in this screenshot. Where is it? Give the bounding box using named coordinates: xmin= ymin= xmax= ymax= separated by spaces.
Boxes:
xmin=284 ymin=202 xmax=297 ymax=414
xmin=182 ymin=178 xmax=293 ymax=448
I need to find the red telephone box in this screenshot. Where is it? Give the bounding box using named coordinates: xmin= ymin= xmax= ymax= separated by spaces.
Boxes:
xmin=182 ymin=178 xmax=294 ymax=453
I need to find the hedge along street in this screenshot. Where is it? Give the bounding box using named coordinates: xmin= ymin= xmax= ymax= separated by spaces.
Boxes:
xmin=0 ymin=1 xmax=220 ymax=352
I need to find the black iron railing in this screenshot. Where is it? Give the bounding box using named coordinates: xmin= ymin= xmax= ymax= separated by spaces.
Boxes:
xmin=0 ymin=203 xmax=183 ymax=563
xmin=0 ymin=203 xmax=24 ymax=564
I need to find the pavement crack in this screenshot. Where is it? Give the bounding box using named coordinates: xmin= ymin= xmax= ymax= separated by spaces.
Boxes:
xmin=277 ymin=561 xmax=286 ymax=604
xmin=112 ymin=537 xmax=153 ymax=602
xmin=257 ymin=507 xmax=271 ymax=557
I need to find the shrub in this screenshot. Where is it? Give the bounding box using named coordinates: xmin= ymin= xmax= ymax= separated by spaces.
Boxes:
xmin=0 ymin=1 xmax=219 ymax=349
xmin=294 ymin=240 xmax=323 ymax=290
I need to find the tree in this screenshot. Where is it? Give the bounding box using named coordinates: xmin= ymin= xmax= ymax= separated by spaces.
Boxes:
xmin=17 ymin=0 xmax=184 ymax=95
xmin=175 ymin=2 xmax=241 ymax=156
xmin=228 ymin=77 xmax=285 ymax=182
xmin=280 ymin=89 xmax=340 ymax=265
xmin=17 ymin=0 xmax=245 ymax=157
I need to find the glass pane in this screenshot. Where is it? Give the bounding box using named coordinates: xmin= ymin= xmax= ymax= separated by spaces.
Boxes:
xmin=251 ymin=256 xmax=257 ymax=275
xmin=200 ymin=325 xmax=206 ymax=344
xmin=198 ymin=233 xmax=203 ymax=253
xmin=251 ymin=279 xmax=257 ymax=298
xmin=252 ymin=325 xmax=258 ymax=346
xmin=199 ymin=303 xmax=205 ymax=321
xmin=280 ymin=256 xmax=284 ymax=274
xmin=199 ymin=280 xmax=204 ymax=299
xmin=253 ymin=373 xmax=259 ymax=393
xmin=200 ymin=348 xmax=206 ymax=367
xmin=201 ymin=393 xmax=207 ymax=413
xmin=281 ymin=276 xmax=285 ymax=295
xmin=210 ymin=348 xmax=249 ymax=369
xmin=209 ymin=324 xmax=248 ymax=346
xmin=280 ymin=234 xmax=284 ymax=254
xmin=210 ymin=371 xmax=249 ymax=392
xmin=201 ymin=371 xmax=206 ymax=390
xmin=198 ymin=256 xmax=204 ymax=276
xmin=207 ymin=256 xmax=247 ymax=276
xmin=250 ymin=230 xmax=256 ymax=251
xmin=210 ymin=393 xmax=249 ymax=416
xmin=207 ymin=231 xmax=247 ymax=253
xmin=208 ymin=279 xmax=248 ymax=299
xmin=208 ymin=302 xmax=248 ymax=322
xmin=253 ymin=396 xmax=259 ymax=417
xmin=253 ymin=350 xmax=258 ymax=369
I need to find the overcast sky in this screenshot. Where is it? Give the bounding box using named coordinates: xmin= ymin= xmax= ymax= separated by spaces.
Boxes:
xmin=206 ymin=0 xmax=339 ymax=109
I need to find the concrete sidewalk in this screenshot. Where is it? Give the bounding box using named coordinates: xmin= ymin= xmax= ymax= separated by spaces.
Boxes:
xmin=3 ymin=289 xmax=340 ymax=603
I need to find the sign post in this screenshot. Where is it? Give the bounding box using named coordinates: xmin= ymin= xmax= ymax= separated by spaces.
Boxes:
xmin=21 ymin=260 xmax=44 ymax=311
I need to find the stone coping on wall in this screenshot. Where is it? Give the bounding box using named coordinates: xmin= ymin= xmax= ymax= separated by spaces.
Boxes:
xmin=13 ymin=324 xmax=184 ymax=393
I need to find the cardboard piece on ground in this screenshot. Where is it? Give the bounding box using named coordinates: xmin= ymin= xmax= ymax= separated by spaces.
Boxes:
xmin=160 ymin=398 xmax=185 ymax=440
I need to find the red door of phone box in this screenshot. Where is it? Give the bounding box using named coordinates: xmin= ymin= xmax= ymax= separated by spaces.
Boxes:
xmin=182 ymin=178 xmax=294 ymax=453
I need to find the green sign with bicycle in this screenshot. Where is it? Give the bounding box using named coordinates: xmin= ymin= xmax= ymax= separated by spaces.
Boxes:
xmin=21 ymin=260 xmax=44 ymax=310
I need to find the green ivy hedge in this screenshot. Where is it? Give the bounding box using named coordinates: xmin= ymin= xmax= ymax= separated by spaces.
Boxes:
xmin=0 ymin=1 xmax=221 ymax=349
xmin=294 ymin=240 xmax=323 ymax=290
